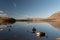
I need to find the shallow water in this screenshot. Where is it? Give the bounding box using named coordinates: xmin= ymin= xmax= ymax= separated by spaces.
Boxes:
xmin=0 ymin=22 xmax=60 ymax=40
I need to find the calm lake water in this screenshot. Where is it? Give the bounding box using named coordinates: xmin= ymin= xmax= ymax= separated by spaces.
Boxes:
xmin=0 ymin=22 xmax=60 ymax=40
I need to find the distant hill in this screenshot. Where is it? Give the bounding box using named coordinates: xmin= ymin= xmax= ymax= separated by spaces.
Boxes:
xmin=16 ymin=11 xmax=60 ymax=22
xmin=49 ymin=11 xmax=60 ymax=19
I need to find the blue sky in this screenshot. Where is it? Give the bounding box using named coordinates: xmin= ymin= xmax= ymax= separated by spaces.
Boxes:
xmin=0 ymin=0 xmax=60 ymax=18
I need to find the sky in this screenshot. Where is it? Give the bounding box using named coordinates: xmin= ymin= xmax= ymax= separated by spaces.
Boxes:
xmin=0 ymin=0 xmax=60 ymax=18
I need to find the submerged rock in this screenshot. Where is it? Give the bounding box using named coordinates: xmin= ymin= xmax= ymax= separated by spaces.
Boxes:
xmin=36 ymin=32 xmax=46 ymax=38
xmin=32 ymin=27 xmax=36 ymax=33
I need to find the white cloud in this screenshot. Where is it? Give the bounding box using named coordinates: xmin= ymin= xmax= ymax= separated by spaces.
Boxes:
xmin=13 ymin=2 xmax=16 ymax=8
xmin=11 ymin=0 xmax=16 ymax=8
xmin=0 ymin=11 xmax=4 ymax=14
xmin=0 ymin=11 xmax=8 ymax=17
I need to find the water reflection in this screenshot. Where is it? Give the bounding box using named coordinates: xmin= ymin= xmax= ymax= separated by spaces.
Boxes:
xmin=0 ymin=25 xmax=7 ymax=31
xmin=27 ymin=21 xmax=60 ymax=30
xmin=26 ymin=21 xmax=60 ymax=40
xmin=48 ymin=22 xmax=60 ymax=29
xmin=7 ymin=26 xmax=13 ymax=31
xmin=0 ymin=21 xmax=60 ymax=40
xmin=0 ymin=28 xmax=3 ymax=31
xmin=0 ymin=24 xmax=13 ymax=32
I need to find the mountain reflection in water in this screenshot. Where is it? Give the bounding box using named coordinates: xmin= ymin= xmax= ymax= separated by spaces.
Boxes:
xmin=0 ymin=21 xmax=60 ymax=40
xmin=48 ymin=22 xmax=60 ymax=29
xmin=26 ymin=21 xmax=60 ymax=30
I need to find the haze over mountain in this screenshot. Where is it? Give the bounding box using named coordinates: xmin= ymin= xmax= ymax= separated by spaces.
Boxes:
xmin=16 ymin=11 xmax=60 ymax=23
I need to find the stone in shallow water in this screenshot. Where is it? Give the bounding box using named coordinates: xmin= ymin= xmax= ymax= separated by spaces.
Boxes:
xmin=32 ymin=27 xmax=36 ymax=33
xmin=36 ymin=32 xmax=45 ymax=37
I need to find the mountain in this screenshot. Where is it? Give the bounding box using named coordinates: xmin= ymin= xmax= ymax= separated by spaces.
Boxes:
xmin=49 ymin=11 xmax=60 ymax=19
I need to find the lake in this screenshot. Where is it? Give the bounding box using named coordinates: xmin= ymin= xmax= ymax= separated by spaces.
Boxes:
xmin=0 ymin=22 xmax=60 ymax=40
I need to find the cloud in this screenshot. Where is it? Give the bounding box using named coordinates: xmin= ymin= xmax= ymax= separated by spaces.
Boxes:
xmin=13 ymin=2 xmax=16 ymax=8
xmin=0 ymin=11 xmax=8 ymax=17
xmin=0 ymin=11 xmax=4 ymax=14
xmin=11 ymin=0 xmax=16 ymax=8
